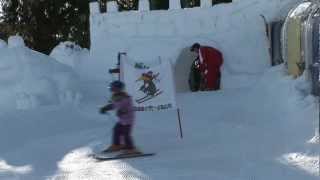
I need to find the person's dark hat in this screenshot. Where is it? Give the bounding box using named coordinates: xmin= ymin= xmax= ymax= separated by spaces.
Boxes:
xmin=109 ymin=80 xmax=125 ymax=90
xmin=190 ymin=43 xmax=201 ymax=52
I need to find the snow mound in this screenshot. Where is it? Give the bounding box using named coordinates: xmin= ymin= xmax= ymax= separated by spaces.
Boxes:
xmin=308 ymin=133 xmax=319 ymax=144
xmin=0 ymin=160 xmax=32 ymax=174
xmin=0 ymin=39 xmax=7 ymax=48
xmin=50 ymin=41 xmax=89 ymax=68
xmin=282 ymin=153 xmax=319 ymax=176
xmin=51 ymin=147 xmax=150 ymax=180
xmin=8 ymin=35 xmax=25 ymax=48
xmin=0 ymin=36 xmax=82 ymax=111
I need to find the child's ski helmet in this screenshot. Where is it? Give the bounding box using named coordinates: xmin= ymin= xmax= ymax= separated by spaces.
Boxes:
xmin=109 ymin=80 xmax=125 ymax=90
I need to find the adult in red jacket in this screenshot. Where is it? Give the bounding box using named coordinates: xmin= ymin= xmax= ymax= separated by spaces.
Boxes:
xmin=190 ymin=43 xmax=223 ymax=91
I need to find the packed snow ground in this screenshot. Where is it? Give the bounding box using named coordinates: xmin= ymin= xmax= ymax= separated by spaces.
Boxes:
xmin=0 ymin=0 xmax=319 ymax=179
xmin=0 ymin=64 xmax=318 ymax=179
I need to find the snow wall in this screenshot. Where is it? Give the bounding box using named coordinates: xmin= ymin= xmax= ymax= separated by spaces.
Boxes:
xmin=88 ymin=0 xmax=303 ymax=90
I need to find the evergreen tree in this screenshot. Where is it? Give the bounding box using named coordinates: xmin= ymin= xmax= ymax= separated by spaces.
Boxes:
xmin=117 ymin=0 xmax=138 ymax=10
xmin=0 ymin=0 xmax=232 ymax=53
xmin=149 ymin=0 xmax=168 ymax=10
xmin=0 ymin=0 xmax=89 ymax=54
xmin=181 ymin=0 xmax=200 ymax=8
xmin=213 ymin=0 xmax=232 ymax=5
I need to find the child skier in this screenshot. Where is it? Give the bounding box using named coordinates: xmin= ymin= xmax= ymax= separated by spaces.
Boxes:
xmin=99 ymin=80 xmax=141 ymax=155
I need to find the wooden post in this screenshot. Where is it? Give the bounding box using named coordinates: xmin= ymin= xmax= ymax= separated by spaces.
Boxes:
xmin=117 ymin=52 xmax=127 ymax=80
xmin=118 ymin=58 xmax=121 ymax=81
xmin=177 ymin=108 xmax=183 ymax=139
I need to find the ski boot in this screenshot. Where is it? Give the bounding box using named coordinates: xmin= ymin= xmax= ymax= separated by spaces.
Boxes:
xmin=101 ymin=144 xmax=125 ymax=153
xmin=122 ymin=148 xmax=142 ymax=155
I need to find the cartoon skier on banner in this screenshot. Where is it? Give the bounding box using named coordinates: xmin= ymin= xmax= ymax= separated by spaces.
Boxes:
xmin=135 ymin=71 xmax=163 ymax=104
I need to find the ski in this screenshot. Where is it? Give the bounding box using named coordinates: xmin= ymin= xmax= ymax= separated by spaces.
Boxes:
xmin=135 ymin=89 xmax=162 ymax=103
xmin=94 ymin=153 xmax=155 ymax=161
xmin=136 ymin=91 xmax=163 ymax=104
xmin=135 ymin=95 xmax=151 ymax=103
xmin=89 ymin=151 xmax=118 ymax=158
xmin=135 ymin=89 xmax=161 ymax=101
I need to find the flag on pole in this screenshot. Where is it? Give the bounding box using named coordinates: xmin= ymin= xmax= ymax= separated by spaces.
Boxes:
xmin=120 ymin=56 xmax=177 ymax=111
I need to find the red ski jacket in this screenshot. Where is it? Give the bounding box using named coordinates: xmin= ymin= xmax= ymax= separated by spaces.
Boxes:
xmin=199 ymin=46 xmax=223 ymax=90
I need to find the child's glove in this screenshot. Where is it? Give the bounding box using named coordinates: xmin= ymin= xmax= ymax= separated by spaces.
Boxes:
xmin=99 ymin=107 xmax=107 ymax=114
xmin=99 ymin=104 xmax=113 ymax=114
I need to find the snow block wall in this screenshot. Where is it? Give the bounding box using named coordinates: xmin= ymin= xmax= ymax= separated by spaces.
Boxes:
xmin=89 ymin=0 xmax=303 ymax=88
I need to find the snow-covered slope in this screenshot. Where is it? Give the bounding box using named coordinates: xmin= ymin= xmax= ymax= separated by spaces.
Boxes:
xmin=0 ymin=0 xmax=318 ymax=179
xmin=0 ymin=65 xmax=318 ymax=180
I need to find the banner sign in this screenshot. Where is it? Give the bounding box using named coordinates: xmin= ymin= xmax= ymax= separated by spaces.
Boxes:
xmin=121 ymin=56 xmax=177 ymax=111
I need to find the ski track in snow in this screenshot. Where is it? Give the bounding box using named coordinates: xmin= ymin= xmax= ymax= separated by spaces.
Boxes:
xmin=48 ymin=153 xmax=150 ymax=180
